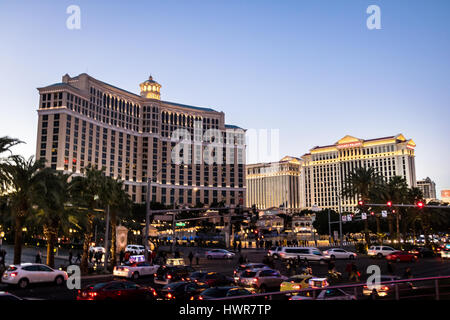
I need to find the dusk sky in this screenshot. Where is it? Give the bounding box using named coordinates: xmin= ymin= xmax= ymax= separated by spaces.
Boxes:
xmin=0 ymin=0 xmax=449 ymax=195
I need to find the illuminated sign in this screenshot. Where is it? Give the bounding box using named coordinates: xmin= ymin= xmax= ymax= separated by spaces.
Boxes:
xmin=129 ymin=255 xmax=145 ymax=263
xmin=336 ymin=141 xmax=362 ymax=149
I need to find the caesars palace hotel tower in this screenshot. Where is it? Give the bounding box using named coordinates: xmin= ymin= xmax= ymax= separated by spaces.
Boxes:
xmin=35 ymin=73 xmax=246 ymax=206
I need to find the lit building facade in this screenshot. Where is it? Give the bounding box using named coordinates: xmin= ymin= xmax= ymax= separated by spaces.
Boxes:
xmin=246 ymin=156 xmax=301 ymax=213
xmin=300 ymin=134 xmax=417 ymax=212
xmin=35 ymin=73 xmax=245 ymax=206
xmin=417 ymin=177 xmax=437 ymax=201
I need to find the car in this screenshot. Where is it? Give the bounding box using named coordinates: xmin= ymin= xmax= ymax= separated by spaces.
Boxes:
xmin=77 ymin=280 xmax=157 ymax=300
xmin=113 ymin=261 xmax=160 ymax=279
xmin=276 ymin=247 xmax=329 ymax=263
xmin=268 ymin=246 xmax=282 ymax=259
xmin=238 ymin=269 xmax=287 ymax=292
xmin=322 ymin=248 xmax=357 ymax=260
xmin=233 ymin=263 xmax=270 ymax=281
xmin=280 ymin=275 xmax=314 ymax=294
xmin=0 ymin=291 xmax=23 ymax=301
xmin=368 ymin=246 xmax=396 ymax=258
xmin=408 ymin=246 xmax=435 ymax=258
xmin=165 ymin=258 xmax=186 ymax=266
xmin=289 ymin=288 xmax=356 ymax=300
xmin=441 ymin=246 xmax=450 ymax=259
xmin=154 ymin=265 xmax=196 ymax=285
xmin=362 ymin=275 xmax=415 ymax=297
xmin=1 ymin=263 xmax=68 ymax=289
xmin=89 ymin=246 xmax=105 ymax=254
xmin=125 ymin=244 xmax=146 ymax=255
xmin=205 ymin=249 xmax=235 ymax=260
xmin=159 ymin=281 xmax=209 ymax=300
xmin=196 ymin=286 xmax=254 ymax=300
xmin=386 ymin=251 xmax=418 ymax=263
xmin=186 ymin=272 xmax=234 ymax=287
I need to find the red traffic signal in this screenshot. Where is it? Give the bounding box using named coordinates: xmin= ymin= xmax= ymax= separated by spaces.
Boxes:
xmin=417 ymin=201 xmax=424 ymax=209
xmin=358 ymin=200 xmax=364 ymax=206
xmin=370 ymin=211 xmax=375 ymax=215
xmin=387 ymin=201 xmax=392 ymax=207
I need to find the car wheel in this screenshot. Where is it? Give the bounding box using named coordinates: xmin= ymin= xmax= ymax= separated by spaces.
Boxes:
xmin=18 ymin=278 xmax=29 ymax=289
xmin=349 ymin=255 xmax=355 ymax=260
xmin=55 ymin=275 xmax=64 ymax=286
xmin=273 ymin=254 xmax=279 ymax=260
xmin=207 ymin=255 xmax=212 ymax=260
xmin=223 ymin=255 xmax=228 ymax=259
xmin=377 ymin=253 xmax=383 ymax=259
xmin=133 ymin=272 xmax=140 ymax=280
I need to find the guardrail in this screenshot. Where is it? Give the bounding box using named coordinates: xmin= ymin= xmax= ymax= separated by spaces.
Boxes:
xmin=211 ymin=275 xmax=450 ymax=301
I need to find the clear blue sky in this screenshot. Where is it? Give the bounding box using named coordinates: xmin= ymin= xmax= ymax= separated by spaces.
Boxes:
xmin=0 ymin=0 xmax=449 ymax=196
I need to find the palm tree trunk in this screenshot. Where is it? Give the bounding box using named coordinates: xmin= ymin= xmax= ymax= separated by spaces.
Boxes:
xmin=44 ymin=226 xmax=57 ymax=268
xmin=13 ymin=215 xmax=23 ymax=264
xmin=388 ymin=216 xmax=394 ymax=242
xmin=110 ymin=212 xmax=117 ymax=267
xmin=80 ymin=214 xmax=94 ymax=274
xmin=396 ymin=212 xmax=401 ymax=244
xmin=376 ymin=215 xmax=381 ymax=244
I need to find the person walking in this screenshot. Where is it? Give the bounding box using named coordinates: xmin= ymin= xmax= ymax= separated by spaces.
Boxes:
xmin=68 ymin=250 xmax=73 ymax=265
xmin=195 ymin=252 xmax=200 ymax=265
xmin=188 ymin=251 xmax=194 ymax=266
xmin=35 ymin=251 xmax=42 ymax=264
xmin=75 ymin=252 xmax=81 ymax=264
xmin=350 ymin=262 xmax=360 ymax=282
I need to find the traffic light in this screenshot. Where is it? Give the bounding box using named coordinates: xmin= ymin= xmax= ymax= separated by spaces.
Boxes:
xmin=387 ymin=201 xmax=392 ymax=207
xmin=358 ymin=200 xmax=364 ymax=206
xmin=417 ymin=201 xmax=424 ymax=209
xmin=370 ymin=211 xmax=375 ymax=216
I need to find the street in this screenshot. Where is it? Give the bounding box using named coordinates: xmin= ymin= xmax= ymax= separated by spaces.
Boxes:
xmin=2 ymin=246 xmax=449 ymax=300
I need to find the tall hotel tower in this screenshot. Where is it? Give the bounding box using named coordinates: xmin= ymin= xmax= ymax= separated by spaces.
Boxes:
xmin=36 ymin=73 xmax=245 ymax=206
xmin=300 ymin=134 xmax=417 ymax=213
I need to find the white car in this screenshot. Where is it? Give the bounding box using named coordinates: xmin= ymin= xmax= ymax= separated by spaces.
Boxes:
xmin=113 ymin=261 xmax=160 ymax=279
xmin=323 ymin=248 xmax=357 ymax=260
xmin=89 ymin=246 xmax=105 ymax=253
xmin=205 ymin=249 xmax=235 ymax=259
xmin=276 ymin=247 xmax=329 ymax=263
xmin=368 ymin=246 xmax=396 ymax=258
xmin=1 ymin=263 xmax=68 ymax=289
xmin=289 ymin=288 xmax=356 ymax=300
xmin=125 ymin=245 xmax=146 ymax=255
xmin=441 ymin=247 xmax=450 ymax=259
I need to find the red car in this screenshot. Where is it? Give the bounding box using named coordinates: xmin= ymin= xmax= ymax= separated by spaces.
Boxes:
xmin=77 ymin=280 xmax=157 ymax=300
xmin=386 ymin=251 xmax=418 ymax=263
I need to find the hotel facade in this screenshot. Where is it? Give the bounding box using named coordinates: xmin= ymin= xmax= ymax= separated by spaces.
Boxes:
xmin=300 ymin=134 xmax=417 ymax=213
xmin=246 ymin=156 xmax=302 ymax=213
xmin=416 ymin=177 xmax=437 ymax=201
xmin=36 ymin=73 xmax=246 ymax=206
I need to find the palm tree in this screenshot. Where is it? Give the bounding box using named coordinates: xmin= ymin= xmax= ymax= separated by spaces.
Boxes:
xmin=104 ymin=176 xmax=131 ymax=268
xmin=0 ymin=136 xmax=22 ymax=156
xmin=69 ymin=166 xmax=109 ymax=274
xmin=0 ymin=156 xmax=48 ymax=264
xmin=342 ymin=167 xmax=382 ymax=246
xmin=33 ymin=171 xmax=71 ymax=267
xmin=379 ymin=176 xmax=409 ymax=243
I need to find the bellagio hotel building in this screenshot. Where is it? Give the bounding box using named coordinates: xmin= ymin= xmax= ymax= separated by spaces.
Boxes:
xmin=300 ymin=134 xmax=417 ymax=213
xmin=35 ymin=73 xmax=246 ymax=206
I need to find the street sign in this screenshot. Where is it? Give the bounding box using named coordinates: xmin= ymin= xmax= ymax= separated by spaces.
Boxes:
xmin=381 ymin=210 xmax=388 ymax=218
xmin=347 ymin=214 xmax=352 ymax=221
xmin=153 ymin=215 xmax=173 ymax=221
xmin=342 ymin=215 xmax=347 ymax=222
xmin=361 ymin=212 xmax=367 ymax=220
xmin=175 ymin=222 xmax=186 ymax=227
xmin=355 ymin=208 xmax=360 ymax=214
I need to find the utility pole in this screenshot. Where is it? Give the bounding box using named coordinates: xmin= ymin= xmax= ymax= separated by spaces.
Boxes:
xmin=104 ymin=205 xmax=110 ymax=272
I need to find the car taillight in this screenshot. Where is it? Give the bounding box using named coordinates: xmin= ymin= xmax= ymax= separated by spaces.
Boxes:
xmin=153 ymin=273 xmax=157 ymax=277
xmin=10 ymin=272 xmax=18 ymax=278
xmin=167 ymin=274 xmax=172 ymax=279
xmin=89 ymin=292 xmax=97 ymax=298
xmin=190 ymin=296 xmax=194 ymax=300
xmin=198 ymin=296 xmax=203 ymax=300
xmin=279 ymin=253 xmax=285 ymax=257
xmin=167 ymin=292 xmax=173 ymax=299
xmin=252 ymin=277 xmax=258 ymax=283
xmin=293 ymin=285 xmax=300 ymax=290
xmin=381 ymin=286 xmax=389 ymax=291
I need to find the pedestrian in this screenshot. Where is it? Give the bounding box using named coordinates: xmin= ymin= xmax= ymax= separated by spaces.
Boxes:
xmin=350 ymin=262 xmax=360 ymax=282
xmin=119 ymin=250 xmax=125 ymax=265
xmin=35 ymin=251 xmax=42 ymax=264
xmin=68 ymin=250 xmax=73 ymax=265
xmin=402 ymin=267 xmax=412 ymax=279
xmin=188 ymin=251 xmax=194 ymax=266
xmin=75 ymin=252 xmax=81 ymax=264
xmin=345 ymin=262 xmax=352 ymax=280
xmin=195 ymin=253 xmax=200 ymax=266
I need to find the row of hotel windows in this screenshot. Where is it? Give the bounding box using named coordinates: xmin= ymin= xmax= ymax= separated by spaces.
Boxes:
xmin=312 ymin=145 xmax=396 ymax=161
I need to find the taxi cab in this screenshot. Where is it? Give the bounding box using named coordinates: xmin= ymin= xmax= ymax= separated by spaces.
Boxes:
xmin=113 ymin=255 xmax=159 ymax=280
xmin=280 ymin=275 xmax=314 ymax=294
